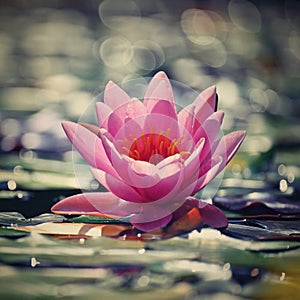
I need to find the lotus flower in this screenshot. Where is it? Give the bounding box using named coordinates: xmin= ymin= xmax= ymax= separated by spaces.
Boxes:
xmin=52 ymin=72 xmax=245 ymax=232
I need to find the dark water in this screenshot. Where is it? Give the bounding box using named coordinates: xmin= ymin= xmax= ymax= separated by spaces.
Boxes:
xmin=0 ymin=1 xmax=300 ymax=299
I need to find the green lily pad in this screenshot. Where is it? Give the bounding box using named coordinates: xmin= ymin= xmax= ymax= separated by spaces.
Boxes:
xmin=0 ymin=212 xmax=67 ymax=226
xmin=0 ymin=226 xmax=29 ymax=238
xmin=68 ymin=215 xmax=130 ymax=224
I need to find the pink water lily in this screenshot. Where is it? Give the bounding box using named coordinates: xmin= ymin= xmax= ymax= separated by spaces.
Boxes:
xmin=52 ymin=72 xmax=245 ymax=232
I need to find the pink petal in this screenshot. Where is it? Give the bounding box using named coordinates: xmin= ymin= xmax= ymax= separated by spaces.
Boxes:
xmin=192 ymin=91 xmax=217 ymax=133
xmin=78 ymin=122 xmax=101 ymax=137
xmin=137 ymin=159 xmax=183 ymax=201
xmin=144 ymin=71 xmax=177 ymax=120
xmin=141 ymin=113 xmax=194 ymax=153
xmin=99 ymin=80 xmax=147 ymax=129
xmin=100 ymin=82 xmax=144 ymax=136
xmin=96 ymin=102 xmax=112 ymax=128
xmin=193 ymin=111 xmax=224 ymax=167
xmin=213 ymin=130 xmax=246 ymax=164
xmin=157 ymin=158 xmax=207 ymax=203
xmin=104 ymin=80 xmax=131 ymax=111
xmin=101 ymin=134 xmax=162 ymax=188
xmin=96 ymin=102 xmax=124 ymax=137
xmin=112 ymin=117 xmax=143 ymax=154
xmin=191 ymin=156 xmax=224 ymax=194
xmin=106 ymin=112 xmax=124 ymax=136
xmin=193 ymin=111 xmax=224 ymax=145
xmin=197 ymin=199 xmax=228 ymax=228
xmin=150 ymin=100 xmax=177 ymax=120
xmin=96 ymin=129 xmax=119 ymax=162
xmin=170 ymin=181 xmax=198 ymax=203
xmin=79 ymin=123 xmax=114 ymax=143
xmin=156 ymin=153 xmax=181 ymax=169
xmin=171 ymin=198 xmax=200 ymax=221
xmin=177 ymin=104 xmax=195 ymax=134
xmin=112 ymin=112 xmax=193 ymax=156
xmin=182 ymin=138 xmax=205 ymax=184
xmin=61 ymin=121 xmax=120 ymax=179
xmin=142 ymin=171 xmax=190 ymax=212
xmin=191 ymin=131 xmax=246 ymax=194
xmin=125 ymin=158 xmax=161 ymax=188
xmin=131 ymin=214 xmax=172 ymax=232
xmin=143 ymin=113 xmax=180 ymax=140
xmin=130 ymin=201 xmax=175 ymax=225
xmin=172 ymin=197 xmax=227 ymax=229
xmin=98 ymin=97 xmax=147 ymax=134
xmin=91 ymin=168 xmax=144 ymax=203
xmin=111 ymin=98 xmax=147 ymax=125
xmin=51 ymin=192 xmax=136 ymax=218
xmin=51 ymin=193 xmax=102 ymax=216
xmin=178 ymin=86 xmax=217 ymax=135
xmin=125 ymin=164 xmax=189 ymax=224
xmin=123 ymin=97 xmax=147 ymax=120
xmin=199 ymin=85 xmax=217 ymax=112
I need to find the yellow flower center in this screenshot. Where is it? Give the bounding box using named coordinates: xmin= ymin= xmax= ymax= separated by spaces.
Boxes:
xmin=128 ymin=132 xmax=181 ymax=164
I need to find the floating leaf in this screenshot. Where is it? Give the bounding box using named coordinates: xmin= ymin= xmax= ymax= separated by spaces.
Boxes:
xmin=69 ymin=215 xmax=130 ymax=225
xmin=0 ymin=226 xmax=29 ymax=238
xmin=0 ymin=212 xmax=67 ymax=226
xmin=222 ymin=223 xmax=300 ymax=242
xmin=246 ymin=219 xmax=300 ymax=235
xmin=13 ymin=222 xmax=132 ymax=239
xmin=214 ymin=192 xmax=300 ymax=214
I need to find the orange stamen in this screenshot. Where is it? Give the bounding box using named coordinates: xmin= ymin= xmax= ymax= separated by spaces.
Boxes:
xmin=128 ymin=131 xmax=181 ymax=163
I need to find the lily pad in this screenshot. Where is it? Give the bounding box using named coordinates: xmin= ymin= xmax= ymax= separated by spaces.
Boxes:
xmin=214 ymin=192 xmax=300 ymax=214
xmin=222 ymin=223 xmax=300 ymax=242
xmin=246 ymin=219 xmax=300 ymax=235
xmin=0 ymin=226 xmax=29 ymax=238
xmin=0 ymin=212 xmax=67 ymax=226
xmin=13 ymin=222 xmax=132 ymax=239
xmin=69 ymin=215 xmax=130 ymax=225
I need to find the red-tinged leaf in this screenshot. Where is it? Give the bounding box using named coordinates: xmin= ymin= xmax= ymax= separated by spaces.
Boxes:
xmin=164 ymin=207 xmax=203 ymax=238
xmin=200 ymin=203 xmax=228 ymax=229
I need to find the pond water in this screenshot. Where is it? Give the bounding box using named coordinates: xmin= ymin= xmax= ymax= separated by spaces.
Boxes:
xmin=0 ymin=1 xmax=300 ymax=299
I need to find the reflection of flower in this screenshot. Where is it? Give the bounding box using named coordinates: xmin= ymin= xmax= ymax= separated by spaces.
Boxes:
xmin=52 ymin=72 xmax=245 ymax=232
